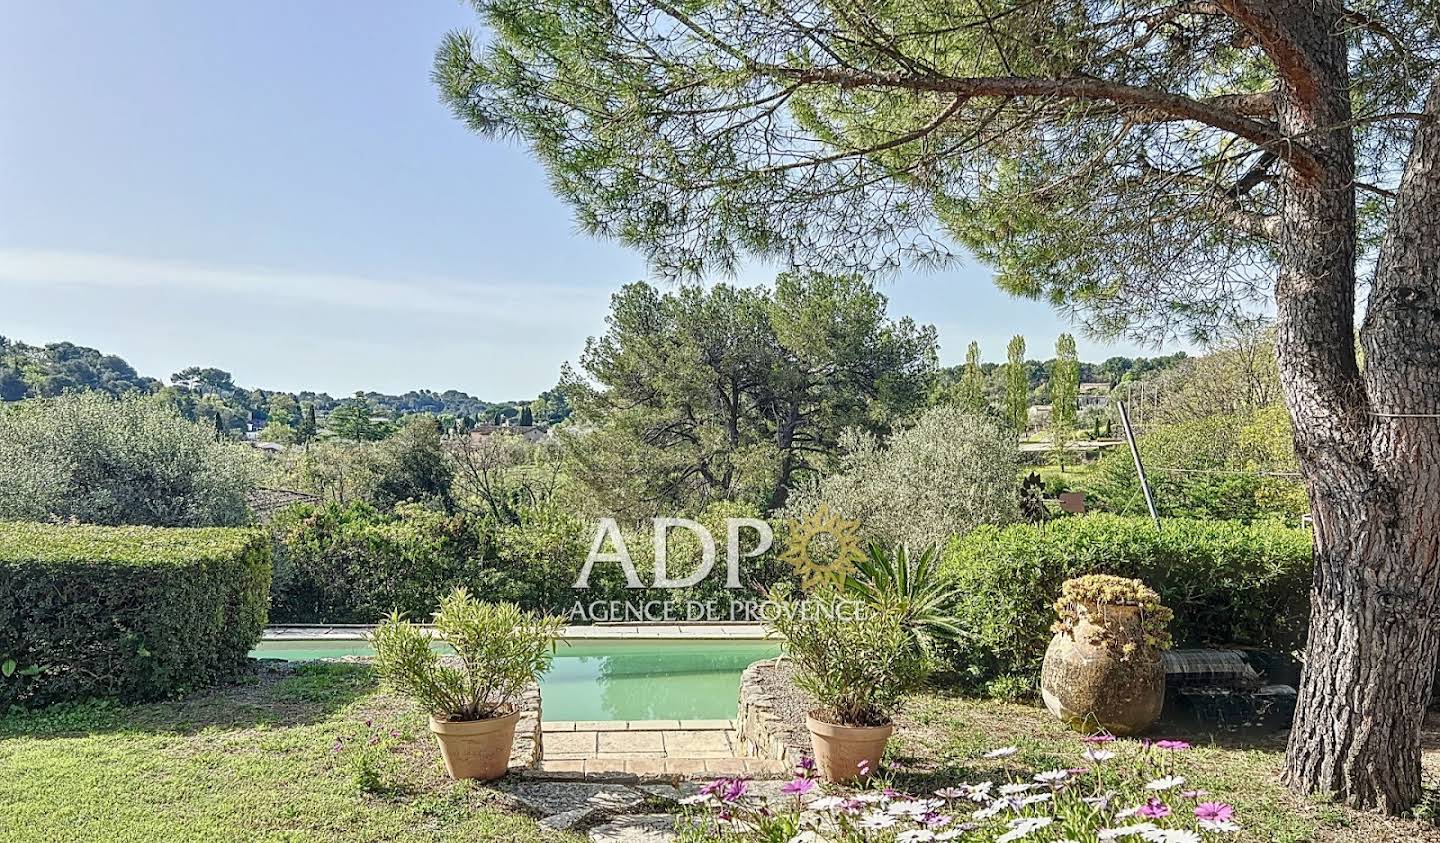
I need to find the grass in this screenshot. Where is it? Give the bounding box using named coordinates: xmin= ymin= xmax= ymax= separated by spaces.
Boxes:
xmin=0 ymin=663 xmax=579 ymax=843
xmin=886 ymin=690 xmax=1440 ymax=843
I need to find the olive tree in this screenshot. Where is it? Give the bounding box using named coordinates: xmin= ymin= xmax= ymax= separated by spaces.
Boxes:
xmin=0 ymin=392 xmax=259 ymax=526
xmin=438 ymin=0 xmax=1440 ymax=810
xmin=781 ymin=404 xmax=1020 ymax=550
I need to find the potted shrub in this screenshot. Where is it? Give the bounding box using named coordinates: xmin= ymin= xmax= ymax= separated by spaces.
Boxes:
xmin=767 ymin=587 xmax=932 ymax=783
xmin=371 ymin=588 xmax=564 ymax=781
xmin=1040 ymin=574 xmax=1172 ymax=735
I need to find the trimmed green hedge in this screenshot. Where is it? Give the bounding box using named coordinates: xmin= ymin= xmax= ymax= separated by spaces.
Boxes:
xmin=0 ymin=523 xmax=272 ymax=707
xmin=941 ymin=515 xmax=1313 ymax=686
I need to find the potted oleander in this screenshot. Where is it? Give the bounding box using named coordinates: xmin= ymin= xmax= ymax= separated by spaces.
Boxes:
xmin=767 ymin=585 xmax=932 ymax=783
xmin=1040 ymin=574 xmax=1172 ymax=735
xmin=371 ymin=588 xmax=564 ymax=781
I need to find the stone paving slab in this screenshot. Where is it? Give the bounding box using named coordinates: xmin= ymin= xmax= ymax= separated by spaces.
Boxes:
xmin=528 ymin=757 xmax=793 ymax=781
xmin=598 ymin=731 xmax=665 ymax=754
xmin=545 ymin=719 xmax=735 ymax=733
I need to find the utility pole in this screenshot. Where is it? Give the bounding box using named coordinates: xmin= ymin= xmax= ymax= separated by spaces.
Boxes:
xmin=1117 ymin=399 xmax=1159 ymax=529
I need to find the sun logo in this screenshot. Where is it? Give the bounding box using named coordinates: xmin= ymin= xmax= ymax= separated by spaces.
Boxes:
xmin=780 ymin=504 xmax=865 ymax=590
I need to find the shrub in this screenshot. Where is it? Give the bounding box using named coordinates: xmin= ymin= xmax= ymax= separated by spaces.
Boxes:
xmin=767 ymin=588 xmax=932 ymax=726
xmin=1089 ymin=407 xmax=1308 ymax=524
xmin=940 ymin=515 xmax=1312 ymax=685
xmin=0 ymin=522 xmax=272 ymax=707
xmin=0 ymin=392 xmax=260 ymax=527
xmin=269 ymin=502 xmax=491 ymax=624
xmin=371 ymin=588 xmax=564 ymax=720
xmin=781 ymin=404 xmax=1019 ymax=549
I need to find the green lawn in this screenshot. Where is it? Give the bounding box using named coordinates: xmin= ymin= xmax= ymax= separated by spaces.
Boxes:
xmin=0 ymin=664 xmax=577 ymax=843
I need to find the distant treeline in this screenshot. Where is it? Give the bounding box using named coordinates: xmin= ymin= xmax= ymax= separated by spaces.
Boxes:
xmin=0 ymin=336 xmax=570 ymax=432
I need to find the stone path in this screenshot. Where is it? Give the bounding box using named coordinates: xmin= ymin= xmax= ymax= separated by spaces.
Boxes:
xmin=535 ymin=718 xmax=791 ymax=780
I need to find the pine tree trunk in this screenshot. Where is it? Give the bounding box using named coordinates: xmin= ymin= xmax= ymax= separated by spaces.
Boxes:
xmin=1275 ymin=0 xmax=1440 ymax=802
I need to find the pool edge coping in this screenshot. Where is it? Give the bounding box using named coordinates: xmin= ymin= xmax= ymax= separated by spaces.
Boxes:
xmin=262 ymin=623 xmax=773 ymax=642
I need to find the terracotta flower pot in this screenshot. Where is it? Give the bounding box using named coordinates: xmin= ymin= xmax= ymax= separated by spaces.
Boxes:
xmin=428 ymin=708 xmax=519 ymax=781
xmin=1040 ymin=601 xmax=1164 ymax=735
xmin=806 ymin=710 xmax=894 ymax=783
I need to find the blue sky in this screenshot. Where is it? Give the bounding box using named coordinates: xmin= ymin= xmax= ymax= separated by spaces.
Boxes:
xmin=0 ymin=1 xmax=1178 ymax=400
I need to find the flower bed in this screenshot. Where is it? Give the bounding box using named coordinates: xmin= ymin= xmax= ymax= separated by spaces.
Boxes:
xmin=681 ymin=734 xmax=1238 ymax=842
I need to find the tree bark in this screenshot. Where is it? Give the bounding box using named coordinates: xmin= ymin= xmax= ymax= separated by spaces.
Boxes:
xmin=1277 ymin=0 xmax=1440 ymax=805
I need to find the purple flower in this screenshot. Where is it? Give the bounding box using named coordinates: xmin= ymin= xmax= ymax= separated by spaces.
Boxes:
xmin=1195 ymin=802 xmax=1235 ymax=822
xmin=796 ymin=756 xmax=816 ymax=774
xmin=1154 ymin=739 xmax=1192 ymax=751
xmin=781 ymin=777 xmax=817 ymax=797
xmin=699 ymin=778 xmax=726 ymax=796
xmin=1137 ymin=798 xmax=1172 ymax=819
xmin=1082 ymin=733 xmax=1116 ymax=744
xmin=722 ymin=777 xmax=749 ymax=803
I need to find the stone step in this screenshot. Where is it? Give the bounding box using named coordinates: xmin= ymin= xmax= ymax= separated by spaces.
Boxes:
xmin=526 ymin=756 xmax=793 ymax=782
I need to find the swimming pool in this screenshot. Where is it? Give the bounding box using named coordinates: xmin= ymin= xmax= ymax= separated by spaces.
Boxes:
xmin=249 ymin=638 xmax=781 ymax=721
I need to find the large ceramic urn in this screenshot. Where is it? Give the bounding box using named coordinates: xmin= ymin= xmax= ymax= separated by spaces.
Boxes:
xmin=1040 ymin=599 xmax=1164 ymax=735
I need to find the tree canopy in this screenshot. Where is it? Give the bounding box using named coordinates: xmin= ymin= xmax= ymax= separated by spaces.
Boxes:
xmin=561 ymin=273 xmax=936 ymax=517
xmin=436 ymin=0 xmax=1437 ymax=343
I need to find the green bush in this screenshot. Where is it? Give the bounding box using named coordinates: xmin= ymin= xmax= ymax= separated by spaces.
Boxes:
xmin=0 ymin=392 xmax=260 ymax=527
xmin=1088 ymin=407 xmax=1308 ymax=524
xmin=0 ymin=522 xmax=272 ymax=707
xmin=269 ymin=501 xmax=491 ymax=624
xmin=940 ymin=514 xmax=1312 ymax=686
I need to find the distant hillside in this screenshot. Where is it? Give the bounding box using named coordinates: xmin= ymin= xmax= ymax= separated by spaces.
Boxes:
xmin=0 ymin=335 xmax=571 ymax=432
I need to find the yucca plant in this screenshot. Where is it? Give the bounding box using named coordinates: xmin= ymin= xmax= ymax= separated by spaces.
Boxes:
xmin=843 ymin=542 xmax=964 ymax=657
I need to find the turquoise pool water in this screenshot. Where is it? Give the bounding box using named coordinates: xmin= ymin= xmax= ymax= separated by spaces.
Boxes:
xmin=250 ymin=638 xmax=780 ymax=720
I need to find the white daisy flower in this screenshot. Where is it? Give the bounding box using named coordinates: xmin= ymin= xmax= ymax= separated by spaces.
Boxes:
xmin=983 ymin=746 xmax=1019 ymax=758
xmin=1097 ymin=823 xmax=1158 ymax=840
xmin=972 ymin=800 xmax=1007 ymax=820
xmin=1017 ymin=793 xmax=1052 ymax=807
xmin=998 ymin=783 xmax=1038 ymax=795
xmin=886 ymin=800 xmax=932 ymax=818
xmin=1141 ymin=830 xmax=1201 ymax=843
xmin=1145 ymin=775 xmax=1186 ymax=791
xmin=1198 ymin=819 xmax=1242 ymax=833
xmin=933 ymin=787 xmax=966 ymax=800
xmin=857 ymin=811 xmax=897 ymax=830
xmin=808 ymin=796 xmax=847 ymax=812
xmin=964 ymin=781 xmax=994 ymax=802
xmin=995 ymin=816 xmax=1053 ymax=843
xmin=1083 ymin=748 xmax=1116 ymax=762
xmin=1033 ymin=768 xmax=1069 ymax=784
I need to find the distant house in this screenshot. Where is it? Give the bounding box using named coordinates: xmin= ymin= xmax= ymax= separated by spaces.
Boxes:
xmin=471 ymin=423 xmax=549 ymax=443
xmin=1028 ymin=404 xmax=1052 ymax=428
xmin=1078 ymin=382 xmax=1112 ymax=410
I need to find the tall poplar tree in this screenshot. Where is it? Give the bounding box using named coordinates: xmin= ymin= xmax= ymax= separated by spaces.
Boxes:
xmin=1051 ymin=334 xmax=1080 ymax=470
xmin=1004 ymin=336 xmax=1028 ymax=435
